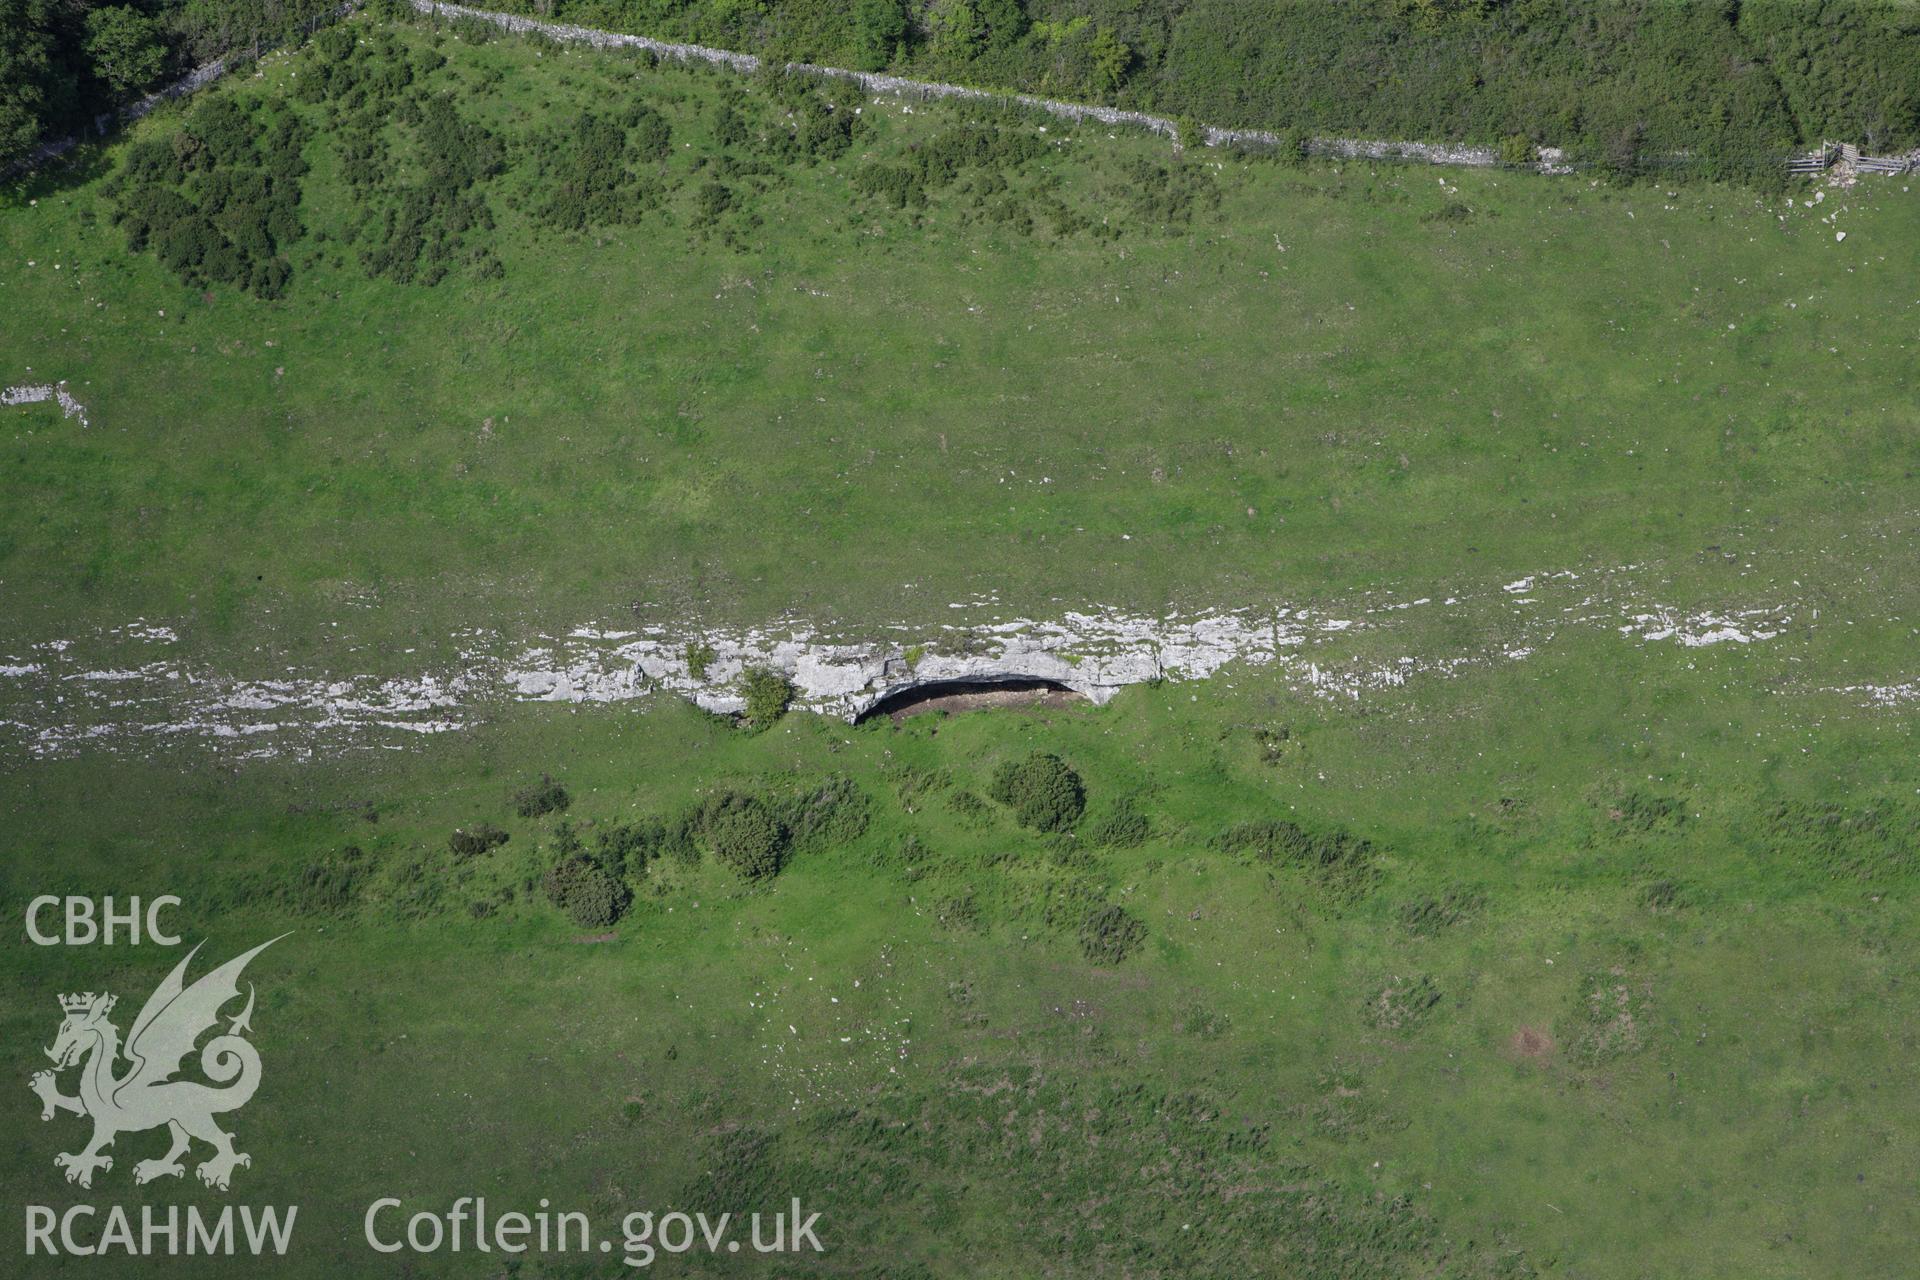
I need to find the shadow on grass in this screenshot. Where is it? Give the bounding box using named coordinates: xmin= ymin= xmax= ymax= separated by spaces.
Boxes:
xmin=3 ymin=142 xmax=119 ymax=207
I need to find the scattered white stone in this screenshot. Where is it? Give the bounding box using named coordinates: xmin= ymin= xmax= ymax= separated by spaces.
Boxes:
xmin=1616 ymin=606 xmax=1787 ymax=647
xmin=1826 ymin=681 xmax=1920 ymax=708
xmin=2 ymin=380 xmax=89 ymax=427
xmin=0 ymin=563 xmax=1831 ymax=760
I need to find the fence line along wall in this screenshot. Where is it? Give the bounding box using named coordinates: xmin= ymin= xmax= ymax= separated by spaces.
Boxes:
xmin=12 ymin=58 xmax=235 ymax=176
xmin=413 ymin=0 xmax=1581 ymax=173
xmin=417 ymin=2 xmax=1918 ymax=179
xmin=11 ymin=0 xmax=1916 ymax=184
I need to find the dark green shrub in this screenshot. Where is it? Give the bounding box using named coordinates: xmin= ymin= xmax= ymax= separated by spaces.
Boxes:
xmin=548 ymin=818 xmax=586 ymax=861
xmin=341 ymin=90 xmax=502 ymax=285
xmin=1079 ymin=904 xmax=1145 ymax=965
xmin=537 ymin=110 xmax=665 ymax=231
xmin=594 ymin=823 xmax=648 ymax=877
xmin=738 ymin=668 xmax=794 ymax=731
xmin=592 ymin=814 xmax=699 ymax=878
xmin=710 ymin=100 xmax=749 ymax=149
xmin=627 ymin=102 xmax=673 ymax=161
xmin=190 ymin=97 xmax=259 ymax=167
xmin=1251 ymin=724 xmax=1295 ymax=764
xmin=692 ymin=179 xmax=735 ymax=226
xmin=83 ymin=6 xmax=166 ymax=97
xmin=1121 ymin=155 xmax=1219 ymax=229
xmin=855 ymin=120 xmax=1046 ymax=215
xmin=1497 ymin=133 xmax=1536 ymax=168
xmin=119 ymin=138 xmax=188 ymax=188
xmin=700 ymin=792 xmax=789 ymax=880
xmin=513 ymin=774 xmax=570 ymax=818
xmin=1274 ymin=127 xmax=1309 ymax=166
xmin=794 ymin=97 xmax=858 ymax=161
xmin=543 ymin=856 xmax=631 ymax=928
xmin=851 ymin=0 xmax=907 ymax=71
xmin=660 ymin=811 xmax=704 ymax=868
xmin=1421 ymin=201 xmax=1473 ymax=224
xmin=449 ymin=822 xmax=509 ymax=858
xmin=107 ymin=97 xmax=307 ymax=299
xmin=852 ymin=162 xmax=926 ymax=209
xmin=1600 ymin=121 xmax=1647 ymax=184
xmin=990 ymin=753 xmax=1085 ymax=832
xmin=449 ymin=14 xmax=495 ymax=44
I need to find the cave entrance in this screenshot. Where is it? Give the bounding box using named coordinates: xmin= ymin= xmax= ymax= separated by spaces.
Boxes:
xmin=856 ymin=677 xmax=1087 ymax=724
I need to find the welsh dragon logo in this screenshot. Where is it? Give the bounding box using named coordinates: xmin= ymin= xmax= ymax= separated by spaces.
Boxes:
xmin=29 ymin=936 xmax=285 ymax=1191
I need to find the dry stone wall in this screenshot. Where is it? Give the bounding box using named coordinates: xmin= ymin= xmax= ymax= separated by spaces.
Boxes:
xmin=13 ymin=0 xmax=1905 ymax=185
xmin=415 ymin=0 xmax=1577 ymax=171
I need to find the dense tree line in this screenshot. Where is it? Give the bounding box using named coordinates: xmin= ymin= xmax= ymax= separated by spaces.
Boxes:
xmin=2 ymin=0 xmax=338 ymax=170
xmin=497 ymin=0 xmax=1920 ymax=181
xmin=13 ymin=2 xmax=1917 ymax=184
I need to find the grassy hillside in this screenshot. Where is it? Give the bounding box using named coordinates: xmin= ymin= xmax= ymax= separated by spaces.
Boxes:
xmin=2 ymin=13 xmax=1915 ymax=670
xmin=3 ymin=13 xmax=1919 ymax=1278
xmin=4 ymin=632 xmax=1919 ymax=1276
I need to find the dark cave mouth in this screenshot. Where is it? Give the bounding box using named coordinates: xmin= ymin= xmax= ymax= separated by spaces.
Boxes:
xmin=856 ymin=677 xmax=1087 ymax=724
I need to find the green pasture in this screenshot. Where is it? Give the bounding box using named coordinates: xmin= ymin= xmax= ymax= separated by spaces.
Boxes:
xmin=0 ymin=16 xmax=1913 ymax=670
xmin=2 ymin=14 xmax=1918 ymax=1278
xmin=4 ymin=626 xmax=1919 ymax=1276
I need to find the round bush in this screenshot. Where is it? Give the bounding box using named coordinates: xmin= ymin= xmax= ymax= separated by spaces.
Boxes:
xmin=701 ymin=793 xmax=789 ymax=881
xmin=1499 ymin=134 xmax=1538 ymax=169
xmin=989 ymin=753 xmax=1086 ymax=832
xmin=449 ymin=822 xmax=509 ymax=859
xmin=739 ymin=668 xmax=795 ymax=732
xmin=542 ymin=857 xmax=630 ymax=928
xmin=513 ymin=773 xmax=570 ymax=818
